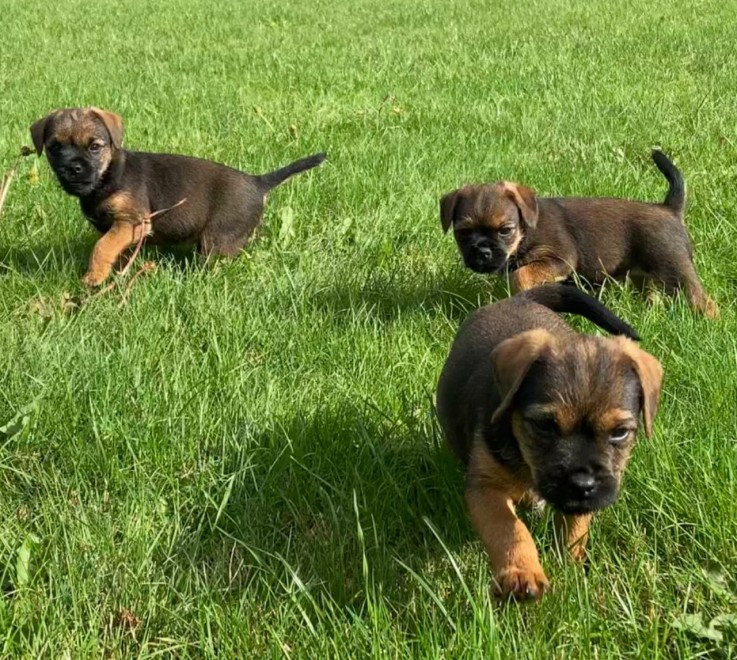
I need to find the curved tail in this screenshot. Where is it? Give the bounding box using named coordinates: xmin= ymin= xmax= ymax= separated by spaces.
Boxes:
xmin=257 ymin=152 xmax=327 ymax=191
xmin=520 ymin=285 xmax=640 ymax=340
xmin=651 ymin=149 xmax=685 ymax=215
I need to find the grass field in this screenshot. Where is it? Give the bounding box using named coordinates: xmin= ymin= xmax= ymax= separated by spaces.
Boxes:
xmin=1 ymin=0 xmax=736 ymax=656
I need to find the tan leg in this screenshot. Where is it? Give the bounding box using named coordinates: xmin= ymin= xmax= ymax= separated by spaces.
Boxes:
xmin=511 ymin=260 xmax=571 ymax=293
xmin=554 ymin=512 xmax=592 ymax=562
xmin=82 ymin=222 xmax=146 ymax=287
xmin=684 ymin=278 xmax=718 ymax=319
xmin=466 ymin=484 xmax=549 ymax=600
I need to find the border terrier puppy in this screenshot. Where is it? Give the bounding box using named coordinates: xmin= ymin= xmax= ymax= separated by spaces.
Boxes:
xmin=30 ymin=107 xmax=326 ymax=286
xmin=436 ymin=285 xmax=663 ymax=600
xmin=440 ymin=150 xmax=717 ymax=317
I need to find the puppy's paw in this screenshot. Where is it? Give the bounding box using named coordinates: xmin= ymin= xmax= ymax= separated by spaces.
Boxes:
xmin=493 ymin=562 xmax=549 ymax=601
xmin=81 ymin=271 xmax=106 ymax=288
xmin=568 ymin=542 xmax=588 ymax=563
xmin=704 ymin=297 xmax=719 ymax=319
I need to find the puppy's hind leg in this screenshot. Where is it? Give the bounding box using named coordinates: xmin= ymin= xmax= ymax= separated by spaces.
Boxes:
xmin=199 ymin=197 xmax=265 ymax=258
xmin=650 ymin=256 xmax=718 ymax=318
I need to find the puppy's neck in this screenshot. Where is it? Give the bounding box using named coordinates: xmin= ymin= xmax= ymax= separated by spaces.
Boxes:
xmin=79 ymin=149 xmax=127 ymax=205
xmin=506 ymin=229 xmax=534 ymax=271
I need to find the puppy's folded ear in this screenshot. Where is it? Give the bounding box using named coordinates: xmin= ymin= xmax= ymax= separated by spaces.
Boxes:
xmin=440 ymin=189 xmax=459 ymax=234
xmin=90 ymin=107 xmax=124 ymax=149
xmin=30 ymin=113 xmax=55 ymax=156
xmin=615 ymin=338 xmax=663 ymax=438
xmin=490 ymin=329 xmax=554 ymax=424
xmin=502 ymin=182 xmax=538 ymax=228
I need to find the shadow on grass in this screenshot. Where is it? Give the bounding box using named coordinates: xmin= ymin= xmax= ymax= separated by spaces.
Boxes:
xmin=309 ymin=266 xmax=512 ymax=325
xmin=0 ymin=235 xmax=93 ymax=277
xmin=168 ymin=400 xmax=475 ymax=610
xmin=0 ymin=236 xmax=206 ymax=279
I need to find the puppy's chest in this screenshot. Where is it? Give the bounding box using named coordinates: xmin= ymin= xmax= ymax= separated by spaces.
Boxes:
xmin=80 ymin=193 xmax=149 ymax=234
xmin=82 ymin=205 xmax=115 ymax=233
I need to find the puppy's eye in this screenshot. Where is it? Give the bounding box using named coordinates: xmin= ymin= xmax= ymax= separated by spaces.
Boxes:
xmin=526 ymin=417 xmax=559 ymax=436
xmin=608 ymin=427 xmax=632 ymax=444
xmin=89 ymin=142 xmax=103 ymax=153
xmin=498 ymin=226 xmax=515 ymax=239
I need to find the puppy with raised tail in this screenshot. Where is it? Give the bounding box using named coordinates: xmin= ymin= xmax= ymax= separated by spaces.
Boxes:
xmin=440 ymin=150 xmax=717 ymax=317
xmin=436 ymin=284 xmax=663 ymax=600
xmin=30 ymin=107 xmax=327 ymax=286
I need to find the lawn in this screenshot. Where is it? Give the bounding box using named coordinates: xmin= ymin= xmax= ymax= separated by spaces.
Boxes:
xmin=1 ymin=0 xmax=736 ymax=656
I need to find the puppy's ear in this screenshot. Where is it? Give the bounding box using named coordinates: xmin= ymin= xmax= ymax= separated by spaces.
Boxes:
xmin=89 ymin=107 xmax=124 ymax=149
xmin=502 ymin=182 xmax=538 ymax=228
xmin=615 ymin=338 xmax=663 ymax=438
xmin=490 ymin=329 xmax=554 ymax=424
xmin=440 ymin=189 xmax=460 ymax=234
xmin=30 ymin=113 xmax=54 ymax=156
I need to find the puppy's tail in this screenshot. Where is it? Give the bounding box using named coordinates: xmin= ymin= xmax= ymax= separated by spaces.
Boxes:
xmin=520 ymin=285 xmax=641 ymax=340
xmin=651 ymin=149 xmax=685 ymax=214
xmin=257 ymin=152 xmax=327 ymax=191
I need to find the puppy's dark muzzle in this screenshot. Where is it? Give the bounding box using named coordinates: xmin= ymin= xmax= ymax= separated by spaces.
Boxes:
xmin=57 ymin=163 xmax=95 ymax=195
xmin=539 ymin=472 xmax=619 ymax=515
xmin=466 ymin=243 xmax=505 ymax=274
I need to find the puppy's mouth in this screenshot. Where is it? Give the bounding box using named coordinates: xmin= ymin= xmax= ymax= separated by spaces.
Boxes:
xmin=59 ymin=181 xmax=95 ymax=196
xmin=464 ymin=252 xmax=508 ymax=274
xmin=537 ymin=478 xmax=619 ymax=514
xmin=57 ymin=175 xmax=97 ymax=197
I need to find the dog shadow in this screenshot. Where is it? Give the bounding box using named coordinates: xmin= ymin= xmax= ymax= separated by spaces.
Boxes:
xmin=0 ymin=235 xmax=93 ymax=278
xmin=167 ymin=402 xmax=476 ymax=609
xmin=310 ymin=267 xmax=512 ymax=325
xmin=0 ymin=235 xmax=204 ymax=280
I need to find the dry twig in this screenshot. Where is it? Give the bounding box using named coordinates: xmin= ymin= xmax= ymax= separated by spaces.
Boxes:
xmin=0 ymin=146 xmax=34 ymax=220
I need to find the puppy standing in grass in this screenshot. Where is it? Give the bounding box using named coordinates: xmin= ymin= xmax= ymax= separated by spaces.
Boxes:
xmin=436 ymin=285 xmax=663 ymax=600
xmin=440 ymin=150 xmax=717 ymax=317
xmin=30 ymin=107 xmax=327 ymax=286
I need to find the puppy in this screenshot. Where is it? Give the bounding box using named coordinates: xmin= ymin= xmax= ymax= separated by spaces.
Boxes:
xmin=30 ymin=107 xmax=326 ymax=286
xmin=440 ymin=150 xmax=717 ymax=317
xmin=435 ymin=284 xmax=663 ymax=600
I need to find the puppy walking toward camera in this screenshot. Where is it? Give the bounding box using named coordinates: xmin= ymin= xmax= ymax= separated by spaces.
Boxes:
xmin=436 ymin=285 xmax=663 ymax=600
xmin=30 ymin=107 xmax=327 ymax=286
xmin=440 ymin=150 xmax=717 ymax=317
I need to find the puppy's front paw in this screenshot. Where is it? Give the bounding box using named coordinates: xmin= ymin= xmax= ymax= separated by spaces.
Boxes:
xmin=568 ymin=542 xmax=587 ymax=563
xmin=493 ymin=562 xmax=549 ymax=601
xmin=81 ymin=270 xmax=106 ymax=288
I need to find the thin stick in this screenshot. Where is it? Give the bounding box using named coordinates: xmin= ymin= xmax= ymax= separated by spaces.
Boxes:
xmin=118 ymin=196 xmax=188 ymax=278
xmin=0 ymin=146 xmax=33 ymax=220
xmin=118 ymin=262 xmax=156 ymax=308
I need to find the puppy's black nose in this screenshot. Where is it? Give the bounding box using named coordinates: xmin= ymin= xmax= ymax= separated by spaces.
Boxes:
xmin=475 ymin=245 xmax=493 ymax=262
xmin=570 ymin=472 xmax=596 ymax=496
xmin=69 ymin=162 xmax=84 ymax=175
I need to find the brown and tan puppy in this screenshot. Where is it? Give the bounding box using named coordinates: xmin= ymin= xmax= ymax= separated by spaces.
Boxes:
xmin=436 ymin=285 xmax=663 ymax=600
xmin=30 ymin=107 xmax=326 ymax=286
xmin=440 ymin=150 xmax=717 ymax=317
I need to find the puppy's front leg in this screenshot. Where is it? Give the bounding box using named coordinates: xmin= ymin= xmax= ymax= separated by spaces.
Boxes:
xmin=82 ymin=222 xmax=146 ymax=287
xmin=554 ymin=512 xmax=592 ymax=562
xmin=511 ymin=261 xmax=571 ymax=293
xmin=466 ymin=483 xmax=549 ymax=600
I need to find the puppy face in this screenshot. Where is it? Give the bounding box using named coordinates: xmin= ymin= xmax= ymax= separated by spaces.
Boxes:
xmin=30 ymin=108 xmax=124 ymax=197
xmin=440 ymin=182 xmax=538 ymax=273
xmin=491 ymin=331 xmax=662 ymax=515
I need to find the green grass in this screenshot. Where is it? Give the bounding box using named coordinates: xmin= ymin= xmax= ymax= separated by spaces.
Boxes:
xmin=1 ymin=0 xmax=736 ymax=656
